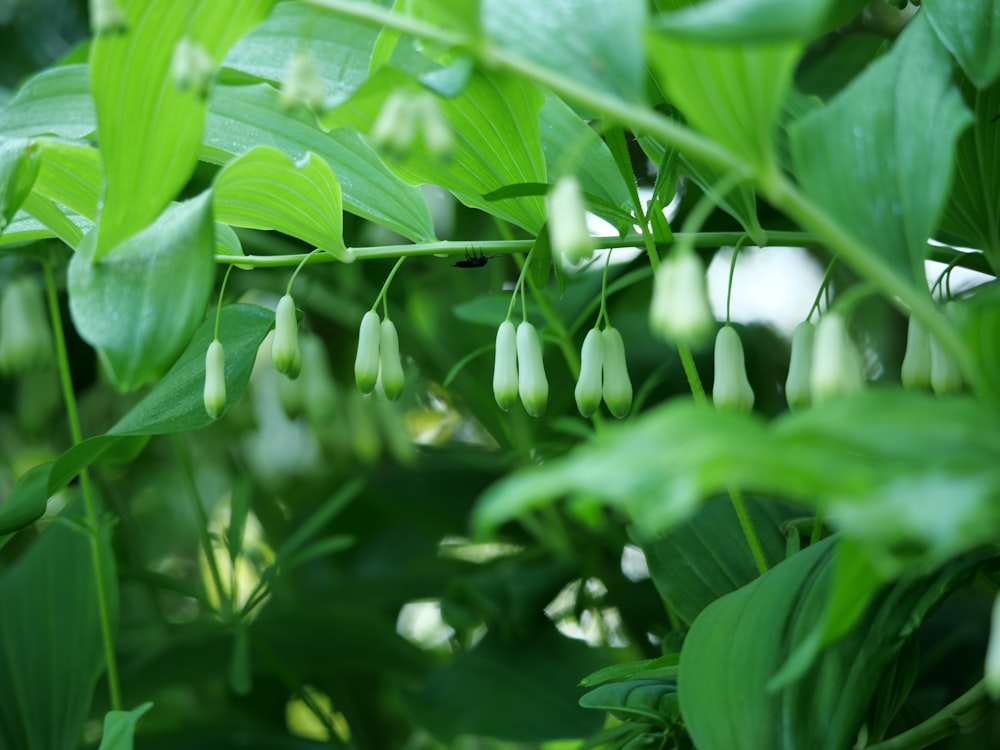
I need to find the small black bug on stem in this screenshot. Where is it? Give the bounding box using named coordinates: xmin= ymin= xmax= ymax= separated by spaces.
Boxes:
xmin=453 ymin=248 xmax=499 ymax=268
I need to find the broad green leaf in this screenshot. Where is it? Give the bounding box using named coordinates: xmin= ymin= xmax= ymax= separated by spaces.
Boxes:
xmin=0 ymin=137 xmax=40 ymax=230
xmin=223 ymin=1 xmax=380 ymax=106
xmin=20 ymin=192 xmax=89 ymax=247
xmin=88 ymin=0 xmax=274 ymax=258
xmin=924 ymin=0 xmax=1000 ymax=89
xmin=68 ymin=191 xmax=215 ymax=391
xmin=0 ymin=517 xmax=116 ymax=750
xmin=647 ymin=31 xmax=800 ymax=172
xmin=0 ymin=461 xmax=52 ymax=535
xmin=654 ymin=0 xmax=856 ymax=43
xmin=0 ymin=65 xmax=95 ymax=139
xmin=790 ymin=15 xmax=972 ymax=283
xmin=97 ymin=703 xmax=154 ymax=750
xmin=579 ymin=654 xmax=679 ymax=687
xmin=405 ymin=0 xmax=481 ymax=36
xmin=0 ymin=208 xmax=89 ymax=249
xmin=33 ymin=138 xmax=102 ymax=220
xmin=579 ymin=679 xmax=677 ymax=723
xmin=206 ymin=84 xmax=435 ymax=241
xmin=323 ymin=67 xmax=548 ymax=232
xmin=480 ymin=0 xmax=647 ymax=103
xmin=213 ymin=145 xmax=348 ymax=259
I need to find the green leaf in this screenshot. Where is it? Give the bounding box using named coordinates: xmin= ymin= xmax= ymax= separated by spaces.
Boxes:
xmin=207 ymin=84 xmax=435 ymax=241
xmin=923 ymin=0 xmax=1000 ymax=89
xmin=579 ymin=679 xmax=677 ymax=723
xmin=213 ymin=145 xmax=348 ymax=259
xmin=0 ymin=208 xmax=91 ymax=250
xmin=578 ymin=654 xmax=679 ymax=687
xmin=322 ymin=67 xmax=548 ymax=232
xmin=0 ymin=517 xmax=116 ymax=750
xmin=68 ymin=191 xmax=215 ymax=391
xmin=480 ymin=0 xmax=647 ymax=103
xmin=678 ymin=154 xmax=765 ymax=244
xmin=33 ymin=138 xmax=102 ymax=220
xmin=0 ymin=65 xmax=95 ymax=139
xmin=0 ymin=137 xmax=40 ymax=230
xmin=790 ymin=15 xmax=972 ymax=283
xmin=88 ymin=0 xmax=274 ymax=258
xmin=0 ymin=461 xmax=52 ymax=535
xmin=97 ymin=703 xmax=154 ymax=750
xmin=654 ymin=0 xmax=843 ymax=43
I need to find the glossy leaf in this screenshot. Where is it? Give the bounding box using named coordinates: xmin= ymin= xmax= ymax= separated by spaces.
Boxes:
xmin=654 ymin=0 xmax=847 ymax=43
xmin=790 ymin=15 xmax=972 ymax=283
xmin=33 ymin=138 xmax=102 ymax=220
xmin=0 ymin=65 xmax=95 ymax=139
xmin=213 ymin=145 xmax=348 ymax=259
xmin=923 ymin=0 xmax=1000 ymax=89
xmin=0 ymin=207 xmax=90 ymax=249
xmin=579 ymin=679 xmax=677 ymax=723
xmin=97 ymin=703 xmax=154 ymax=750
xmin=88 ymin=0 xmax=273 ymax=257
xmin=68 ymin=191 xmax=215 ymax=391
xmin=0 ymin=137 xmax=40 ymax=230
xmin=0 ymin=461 xmax=51 ymax=535
xmin=481 ymin=0 xmax=646 ymax=103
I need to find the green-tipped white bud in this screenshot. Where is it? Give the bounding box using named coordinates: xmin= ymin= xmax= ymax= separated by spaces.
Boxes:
xmin=712 ymin=326 xmax=754 ymax=411
xmin=0 ymin=276 xmax=54 ymax=375
xmin=493 ymin=320 xmax=519 ymax=411
xmin=930 ymin=303 xmax=963 ymax=394
xmin=574 ymin=328 xmax=604 ymax=418
xmin=650 ymin=251 xmax=714 ymax=346
xmin=986 ymin=593 xmax=1000 ymax=699
xmin=170 ymin=37 xmax=215 ymax=97
xmin=379 ymin=318 xmax=405 ymax=401
xmin=204 ymin=339 xmax=227 ymax=419
xmin=414 ymin=92 xmax=453 ymax=160
xmin=354 ymin=310 xmax=381 ymax=394
xmin=272 ymin=294 xmax=301 ymax=380
xmin=301 ymin=334 xmax=339 ymax=425
xmin=546 ymin=176 xmax=594 ymax=263
xmin=602 ymin=327 xmax=633 ymax=419
xmin=280 ymin=51 xmax=325 ymax=111
xmin=371 ymin=92 xmax=417 ymax=157
xmin=516 ymin=322 xmax=548 ymax=417
xmin=785 ymin=320 xmax=815 ymax=410
xmin=810 ymin=313 xmax=863 ymax=402
xmin=901 ymin=316 xmax=931 ymax=389
xmin=90 ymin=0 xmax=127 ymax=34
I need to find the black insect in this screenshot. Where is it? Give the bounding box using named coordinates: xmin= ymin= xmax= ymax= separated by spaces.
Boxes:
xmin=452 ymin=249 xmax=499 ymax=268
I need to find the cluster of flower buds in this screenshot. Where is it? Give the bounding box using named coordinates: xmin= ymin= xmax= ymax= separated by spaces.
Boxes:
xmin=901 ymin=304 xmax=964 ymax=394
xmin=493 ymin=320 xmax=549 ymax=417
xmin=371 ymin=91 xmax=453 ymax=160
xmin=354 ymin=310 xmax=405 ymax=401
xmin=0 ymin=275 xmax=54 ymax=375
xmin=574 ymin=327 xmax=633 ymax=419
xmin=712 ymin=326 xmax=754 ymax=411
xmin=203 ymin=338 xmax=227 ymax=419
xmin=649 ymin=250 xmax=714 ymax=346
xmin=279 ymin=51 xmax=325 ymax=111
xmin=546 ymin=175 xmax=594 ymax=263
xmin=782 ymin=313 xmax=866 ymax=407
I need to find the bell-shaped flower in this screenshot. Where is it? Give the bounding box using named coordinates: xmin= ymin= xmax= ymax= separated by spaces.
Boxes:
xmin=901 ymin=316 xmax=932 ymax=389
xmin=649 ymin=250 xmax=714 ymax=346
xmin=301 ymin=334 xmax=339 ymax=425
xmin=810 ymin=312 xmax=863 ymax=402
xmin=574 ymin=328 xmax=603 ymax=418
xmin=712 ymin=326 xmax=754 ymax=411
xmin=354 ymin=310 xmax=381 ymax=394
xmin=414 ymin=92 xmax=454 ymax=160
xmin=171 ymin=37 xmax=215 ymax=97
xmin=280 ymin=51 xmax=325 ymax=111
xmin=90 ymin=0 xmax=127 ymax=34
xmin=0 ymin=276 xmax=54 ymax=375
xmin=929 ymin=302 xmax=963 ymax=394
xmin=272 ymin=294 xmax=302 ymax=380
xmin=493 ymin=320 xmax=519 ymax=411
xmin=379 ymin=318 xmax=405 ymax=401
xmin=602 ymin=327 xmax=633 ymax=419
xmin=516 ymin=322 xmax=548 ymax=417
xmin=785 ymin=320 xmax=815 ymax=410
xmin=371 ymin=92 xmax=417 ymax=157
xmin=546 ymin=176 xmax=594 ymax=263
xmin=204 ymin=339 xmax=227 ymax=419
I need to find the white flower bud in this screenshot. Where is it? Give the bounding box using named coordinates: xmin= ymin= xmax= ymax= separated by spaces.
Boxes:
xmin=354 ymin=310 xmax=381 ymax=394
xmin=546 ymin=176 xmax=594 ymax=263
xmin=0 ymin=276 xmax=54 ymax=375
xmin=712 ymin=326 xmax=754 ymax=412
xmin=602 ymin=327 xmax=633 ymax=419
xmin=649 ymin=251 xmax=714 ymax=346
xmin=280 ymin=51 xmax=325 ymax=111
xmin=414 ymin=92 xmax=453 ymax=160
xmin=516 ymin=322 xmax=548 ymax=417
xmin=986 ymin=593 xmax=1000 ymax=699
xmin=901 ymin=316 xmax=931 ymax=389
xmin=272 ymin=294 xmax=301 ymax=380
xmin=204 ymin=339 xmax=227 ymax=419
xmin=371 ymin=92 xmax=417 ymax=157
xmin=810 ymin=313 xmax=863 ymax=402
xmin=574 ymin=328 xmax=603 ymax=418
xmin=90 ymin=0 xmax=127 ymax=34
xmin=493 ymin=320 xmax=519 ymax=411
xmin=301 ymin=334 xmax=339 ymax=426
xmin=785 ymin=320 xmax=815 ymax=410
xmin=930 ymin=302 xmax=963 ymax=394
xmin=171 ymin=37 xmax=215 ymax=97
xmin=379 ymin=318 xmax=405 ymax=401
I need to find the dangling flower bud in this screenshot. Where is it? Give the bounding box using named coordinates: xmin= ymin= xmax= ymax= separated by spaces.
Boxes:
xmin=785 ymin=320 xmax=815 ymax=410
xmin=170 ymin=37 xmax=216 ymax=97
xmin=649 ymin=250 xmax=714 ymax=346
xmin=379 ymin=318 xmax=405 ymax=401
xmin=272 ymin=294 xmax=302 ymax=380
xmin=414 ymin=92 xmax=454 ymax=160
xmin=986 ymin=593 xmax=1000 ymax=699
xmin=810 ymin=312 xmax=863 ymax=402
xmin=493 ymin=320 xmax=519 ymax=411
xmin=712 ymin=326 xmax=754 ymax=411
xmin=602 ymin=327 xmax=633 ymax=419
xmin=280 ymin=51 xmax=325 ymax=111
xmin=574 ymin=328 xmax=603 ymax=418
xmin=516 ymin=322 xmax=548 ymax=417
xmin=0 ymin=276 xmax=54 ymax=375
xmin=371 ymin=92 xmax=417 ymax=157
xmin=204 ymin=339 xmax=227 ymax=419
xmin=901 ymin=316 xmax=931 ymax=389
xmin=930 ymin=338 xmax=963 ymax=394
xmin=90 ymin=0 xmax=127 ymax=35
xmin=354 ymin=310 xmax=381 ymax=394
xmin=546 ymin=176 xmax=594 ymax=263
xmin=301 ymin=334 xmax=339 ymax=425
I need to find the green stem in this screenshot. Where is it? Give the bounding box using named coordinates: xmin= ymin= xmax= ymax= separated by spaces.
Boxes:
xmin=371 ymin=255 xmax=406 ymax=312
xmin=866 ymin=680 xmax=990 ymax=750
xmin=677 ymin=343 xmax=706 ymax=405
xmin=807 ymin=258 xmax=838 ymax=322
xmin=43 ymin=262 xmax=122 ymax=711
xmin=728 ymin=486 xmax=769 ymax=576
